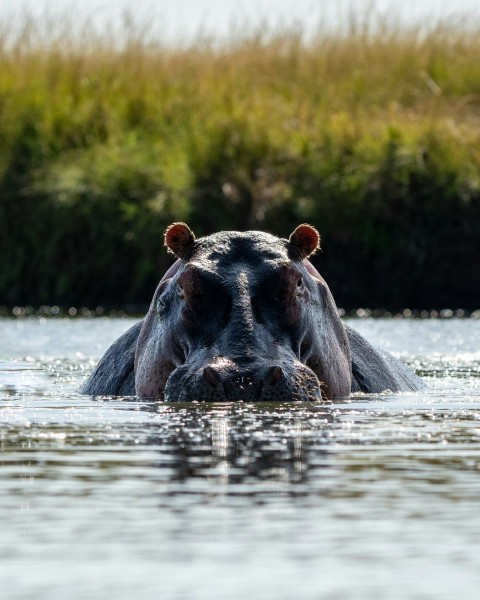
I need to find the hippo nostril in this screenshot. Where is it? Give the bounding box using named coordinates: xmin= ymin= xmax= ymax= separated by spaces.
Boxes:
xmin=265 ymin=366 xmax=285 ymax=387
xmin=203 ymin=366 xmax=222 ymax=388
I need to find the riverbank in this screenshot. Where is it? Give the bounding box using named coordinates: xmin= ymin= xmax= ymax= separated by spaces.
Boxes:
xmin=1 ymin=15 xmax=479 ymax=309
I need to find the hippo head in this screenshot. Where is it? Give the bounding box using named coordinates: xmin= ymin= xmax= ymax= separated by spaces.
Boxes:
xmin=134 ymin=223 xmax=352 ymax=401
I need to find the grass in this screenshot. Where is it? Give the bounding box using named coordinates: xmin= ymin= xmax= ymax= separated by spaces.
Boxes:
xmin=1 ymin=12 xmax=479 ymax=308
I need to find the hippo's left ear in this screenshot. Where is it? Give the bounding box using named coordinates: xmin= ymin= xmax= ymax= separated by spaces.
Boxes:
xmin=288 ymin=224 xmax=320 ymax=259
xmin=164 ymin=222 xmax=196 ymax=259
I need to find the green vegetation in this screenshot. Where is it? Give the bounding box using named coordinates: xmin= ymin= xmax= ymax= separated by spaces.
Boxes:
xmin=1 ymin=15 xmax=479 ymax=309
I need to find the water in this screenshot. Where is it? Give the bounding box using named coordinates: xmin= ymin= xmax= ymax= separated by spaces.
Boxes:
xmin=1 ymin=317 xmax=480 ymax=599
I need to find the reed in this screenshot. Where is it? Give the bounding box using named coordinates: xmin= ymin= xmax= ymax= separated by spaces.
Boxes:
xmin=1 ymin=12 xmax=479 ymax=308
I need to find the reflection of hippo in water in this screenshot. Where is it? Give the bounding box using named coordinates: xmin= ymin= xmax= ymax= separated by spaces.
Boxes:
xmin=81 ymin=223 xmax=423 ymax=401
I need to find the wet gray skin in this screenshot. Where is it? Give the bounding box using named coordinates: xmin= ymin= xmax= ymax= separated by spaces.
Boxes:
xmin=81 ymin=223 xmax=424 ymax=401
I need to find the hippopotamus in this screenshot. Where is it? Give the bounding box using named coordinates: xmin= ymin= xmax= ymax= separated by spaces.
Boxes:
xmin=81 ymin=223 xmax=424 ymax=401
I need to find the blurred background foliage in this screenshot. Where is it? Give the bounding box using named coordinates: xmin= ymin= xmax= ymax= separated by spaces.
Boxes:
xmin=0 ymin=14 xmax=479 ymax=310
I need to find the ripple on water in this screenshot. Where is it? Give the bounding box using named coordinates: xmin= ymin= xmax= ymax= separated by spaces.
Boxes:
xmin=1 ymin=318 xmax=480 ymax=599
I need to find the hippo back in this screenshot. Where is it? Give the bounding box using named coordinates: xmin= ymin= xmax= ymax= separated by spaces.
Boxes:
xmin=346 ymin=325 xmax=424 ymax=393
xmin=80 ymin=321 xmax=141 ymax=396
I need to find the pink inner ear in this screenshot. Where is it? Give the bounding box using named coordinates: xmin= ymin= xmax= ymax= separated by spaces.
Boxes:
xmin=298 ymin=225 xmax=319 ymax=250
xmin=290 ymin=224 xmax=320 ymax=258
xmin=164 ymin=222 xmax=195 ymax=257
xmin=165 ymin=224 xmax=189 ymax=247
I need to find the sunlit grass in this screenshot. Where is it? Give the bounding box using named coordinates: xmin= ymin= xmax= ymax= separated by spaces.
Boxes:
xmin=1 ymin=12 xmax=479 ymax=190
xmin=0 ymin=12 xmax=479 ymax=308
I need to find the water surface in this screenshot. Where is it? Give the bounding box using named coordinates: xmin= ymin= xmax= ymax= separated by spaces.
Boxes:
xmin=1 ymin=317 xmax=480 ymax=599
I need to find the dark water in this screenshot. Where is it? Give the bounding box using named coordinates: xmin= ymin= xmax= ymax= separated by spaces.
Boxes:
xmin=1 ymin=317 xmax=480 ymax=599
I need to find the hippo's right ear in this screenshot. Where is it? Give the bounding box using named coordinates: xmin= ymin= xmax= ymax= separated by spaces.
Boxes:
xmin=164 ymin=222 xmax=196 ymax=259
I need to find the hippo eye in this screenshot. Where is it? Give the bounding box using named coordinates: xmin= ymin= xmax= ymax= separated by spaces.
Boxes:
xmin=176 ymin=283 xmax=185 ymax=299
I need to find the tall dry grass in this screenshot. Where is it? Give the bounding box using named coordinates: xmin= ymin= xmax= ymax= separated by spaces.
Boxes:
xmin=1 ymin=13 xmax=479 ymax=308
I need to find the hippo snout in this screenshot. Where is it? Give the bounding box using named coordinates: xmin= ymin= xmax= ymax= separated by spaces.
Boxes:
xmin=201 ymin=364 xmax=286 ymax=400
xmin=164 ymin=358 xmax=323 ymax=402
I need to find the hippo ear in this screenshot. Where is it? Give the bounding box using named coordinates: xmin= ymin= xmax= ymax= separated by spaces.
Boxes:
xmin=164 ymin=222 xmax=196 ymax=259
xmin=288 ymin=224 xmax=320 ymax=259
